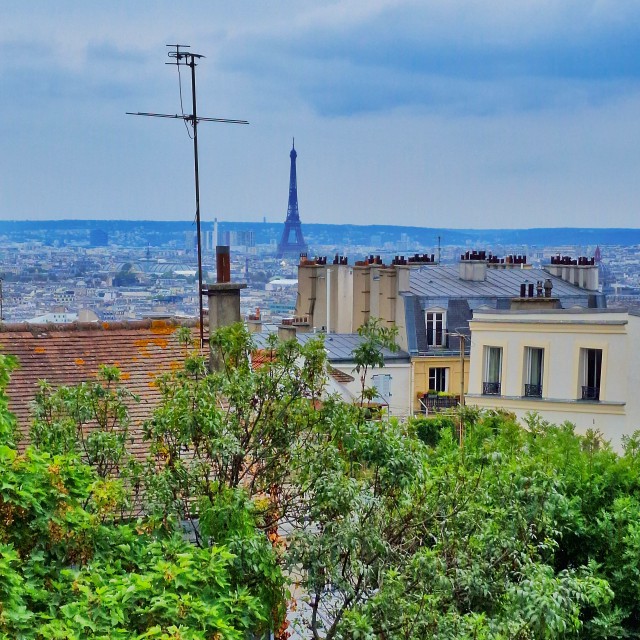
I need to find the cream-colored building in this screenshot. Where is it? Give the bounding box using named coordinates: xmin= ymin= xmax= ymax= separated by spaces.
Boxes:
xmin=467 ymin=308 xmax=640 ymax=449
xmin=294 ymin=254 xmax=606 ymax=415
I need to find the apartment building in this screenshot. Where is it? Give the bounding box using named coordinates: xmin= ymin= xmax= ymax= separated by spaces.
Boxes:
xmin=295 ymin=252 xmax=605 ymax=414
xmin=467 ymin=308 xmax=640 ymax=448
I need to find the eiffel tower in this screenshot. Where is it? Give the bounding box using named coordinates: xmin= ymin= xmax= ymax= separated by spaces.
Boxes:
xmin=276 ymin=139 xmax=308 ymax=258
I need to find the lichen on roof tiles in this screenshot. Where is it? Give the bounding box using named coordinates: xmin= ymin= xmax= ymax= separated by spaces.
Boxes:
xmin=0 ymin=318 xmax=203 ymax=463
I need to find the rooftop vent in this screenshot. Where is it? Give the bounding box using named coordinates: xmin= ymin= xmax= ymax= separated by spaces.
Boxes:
xmin=545 ymin=256 xmax=598 ymax=291
xmin=511 ymin=279 xmax=560 ymax=309
xmin=391 ymin=253 xmax=435 ymax=265
xmin=486 ymin=254 xmax=528 ymax=268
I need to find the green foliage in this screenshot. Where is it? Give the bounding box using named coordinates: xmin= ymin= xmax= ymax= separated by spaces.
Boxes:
xmin=0 ymin=347 xmax=283 ymax=639
xmin=0 ymin=354 xmax=18 ymax=447
xmin=113 ymin=263 xmax=139 ymax=287
xmin=30 ymin=365 xmax=139 ymax=479
xmin=410 ymin=415 xmax=455 ymax=447
xmin=352 ymin=318 xmax=398 ymax=405
xmin=9 ymin=326 xmax=640 ymax=638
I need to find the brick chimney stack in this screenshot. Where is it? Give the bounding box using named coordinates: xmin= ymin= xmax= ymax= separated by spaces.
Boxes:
xmin=205 ymin=246 xmax=247 ymax=370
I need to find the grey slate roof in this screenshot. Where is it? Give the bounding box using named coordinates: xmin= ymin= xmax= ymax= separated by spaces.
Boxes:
xmin=408 ymin=265 xmax=595 ymax=300
xmin=252 ymin=332 xmax=410 ymax=364
xmin=404 ymin=265 xmax=606 ymax=356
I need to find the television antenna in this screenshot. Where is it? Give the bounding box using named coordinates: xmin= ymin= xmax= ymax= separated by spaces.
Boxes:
xmin=128 ymin=45 xmax=249 ymax=349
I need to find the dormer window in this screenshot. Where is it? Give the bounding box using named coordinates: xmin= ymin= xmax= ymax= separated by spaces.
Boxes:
xmin=426 ymin=310 xmax=446 ymax=348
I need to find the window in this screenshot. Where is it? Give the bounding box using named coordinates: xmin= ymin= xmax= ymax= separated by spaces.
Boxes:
xmin=524 ymin=347 xmax=544 ymax=397
xmin=483 ymin=346 xmax=502 ymax=395
xmin=429 ymin=367 xmax=449 ymax=393
xmin=372 ymin=374 xmax=392 ymax=400
xmin=581 ymin=348 xmax=602 ymax=400
xmin=426 ymin=311 xmax=446 ymax=348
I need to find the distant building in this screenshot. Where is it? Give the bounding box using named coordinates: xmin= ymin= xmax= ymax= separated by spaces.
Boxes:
xmin=89 ymin=229 xmax=108 ymax=247
xmin=25 ymin=312 xmax=79 ymax=324
xmin=265 ymin=278 xmax=298 ymax=292
xmin=218 ymin=230 xmax=256 ymax=248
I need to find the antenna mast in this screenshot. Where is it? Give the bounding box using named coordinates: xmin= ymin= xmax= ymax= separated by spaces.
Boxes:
xmin=128 ymin=45 xmax=249 ymax=349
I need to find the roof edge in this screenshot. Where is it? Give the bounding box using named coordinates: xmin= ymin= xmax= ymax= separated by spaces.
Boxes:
xmin=0 ymin=317 xmax=200 ymax=334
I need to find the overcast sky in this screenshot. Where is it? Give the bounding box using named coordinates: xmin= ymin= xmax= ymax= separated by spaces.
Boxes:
xmin=1 ymin=1 xmax=640 ymax=228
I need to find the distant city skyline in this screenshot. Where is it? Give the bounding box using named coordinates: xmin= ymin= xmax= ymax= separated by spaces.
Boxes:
xmin=2 ymin=1 xmax=640 ymax=228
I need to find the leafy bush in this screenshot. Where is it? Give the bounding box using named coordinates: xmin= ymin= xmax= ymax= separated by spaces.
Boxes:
xmin=7 ymin=326 xmax=640 ymax=638
xmin=412 ymin=415 xmax=455 ymax=447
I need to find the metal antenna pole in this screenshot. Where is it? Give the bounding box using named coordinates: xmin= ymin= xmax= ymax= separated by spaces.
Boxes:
xmin=127 ymin=45 xmax=249 ymax=351
xmin=188 ymin=54 xmax=205 ymax=349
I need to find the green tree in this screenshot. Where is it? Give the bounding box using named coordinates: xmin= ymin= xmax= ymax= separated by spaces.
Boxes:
xmin=14 ymin=325 xmax=640 ymax=638
xmin=351 ymin=317 xmax=398 ymax=406
xmin=31 ymin=365 xmax=137 ymax=478
xmin=2 ymin=353 xmax=283 ymax=639
xmin=113 ymin=263 xmax=139 ymax=287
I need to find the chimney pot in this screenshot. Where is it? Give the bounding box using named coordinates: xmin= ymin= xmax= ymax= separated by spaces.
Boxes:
xmin=216 ymin=245 xmax=231 ymax=283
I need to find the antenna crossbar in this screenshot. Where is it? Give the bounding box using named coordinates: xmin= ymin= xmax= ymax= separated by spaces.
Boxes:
xmin=127 ymin=45 xmax=249 ymax=350
xmin=126 ymin=112 xmax=249 ymax=124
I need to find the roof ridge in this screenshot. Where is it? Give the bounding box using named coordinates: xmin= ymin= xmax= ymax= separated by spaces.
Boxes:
xmin=0 ymin=317 xmax=200 ymax=334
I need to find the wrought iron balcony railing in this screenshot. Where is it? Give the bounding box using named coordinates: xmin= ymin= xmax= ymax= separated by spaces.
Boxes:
xmin=482 ymin=381 xmax=501 ymax=395
xmin=420 ymin=394 xmax=460 ymax=413
xmin=524 ymin=384 xmax=542 ymax=398
xmin=581 ymin=386 xmax=600 ymax=401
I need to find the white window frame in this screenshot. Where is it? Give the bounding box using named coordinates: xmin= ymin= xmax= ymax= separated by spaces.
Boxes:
xmin=524 ymin=347 xmax=544 ymax=397
xmin=425 ymin=309 xmax=447 ymax=348
xmin=428 ymin=367 xmax=449 ymax=393
xmin=483 ymin=346 xmax=503 ymax=395
xmin=484 ymin=346 xmax=503 ymax=383
xmin=580 ymin=348 xmax=602 ymax=400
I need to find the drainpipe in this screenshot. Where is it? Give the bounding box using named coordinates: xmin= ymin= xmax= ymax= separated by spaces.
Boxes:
xmin=326 ymin=267 xmax=331 ymax=334
xmin=459 ymin=334 xmax=466 ymax=409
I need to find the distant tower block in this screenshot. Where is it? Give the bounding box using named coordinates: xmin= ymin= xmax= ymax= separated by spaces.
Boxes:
xmin=277 ymin=139 xmax=308 ymax=258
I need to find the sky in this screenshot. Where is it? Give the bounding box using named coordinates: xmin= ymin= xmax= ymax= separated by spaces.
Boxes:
xmin=1 ymin=1 xmax=640 ymax=229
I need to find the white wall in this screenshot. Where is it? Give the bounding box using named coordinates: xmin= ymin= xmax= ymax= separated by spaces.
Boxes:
xmin=331 ymin=362 xmax=412 ymax=418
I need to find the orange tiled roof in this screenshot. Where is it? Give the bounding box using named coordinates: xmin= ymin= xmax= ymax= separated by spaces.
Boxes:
xmin=251 ymin=348 xmax=278 ymax=367
xmin=328 ymin=366 xmax=355 ymax=384
xmin=0 ymin=319 xmax=202 ymax=459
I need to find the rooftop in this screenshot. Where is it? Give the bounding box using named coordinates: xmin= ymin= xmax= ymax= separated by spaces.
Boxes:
xmin=407 ymin=265 xmax=597 ymax=299
xmin=0 ymin=318 xmax=201 ymax=459
xmin=252 ymin=331 xmax=410 ymax=364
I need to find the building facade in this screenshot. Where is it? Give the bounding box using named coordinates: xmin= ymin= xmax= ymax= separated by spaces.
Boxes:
xmin=467 ymin=308 xmax=640 ymax=449
xmin=295 ymin=252 xmax=605 ymax=414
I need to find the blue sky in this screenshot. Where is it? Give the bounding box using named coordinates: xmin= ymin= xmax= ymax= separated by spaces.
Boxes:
xmin=1 ymin=1 xmax=640 ymax=228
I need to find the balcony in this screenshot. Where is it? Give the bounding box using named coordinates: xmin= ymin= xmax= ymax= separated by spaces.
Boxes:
xmin=420 ymin=394 xmax=460 ymax=414
xmin=524 ymin=384 xmax=542 ymax=398
xmin=581 ymin=386 xmax=600 ymax=401
xmin=482 ymin=381 xmax=501 ymax=395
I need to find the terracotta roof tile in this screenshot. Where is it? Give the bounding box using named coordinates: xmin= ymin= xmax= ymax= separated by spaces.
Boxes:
xmin=1 ymin=319 xmax=203 ymax=461
xmin=328 ymin=367 xmax=355 ymax=384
